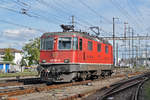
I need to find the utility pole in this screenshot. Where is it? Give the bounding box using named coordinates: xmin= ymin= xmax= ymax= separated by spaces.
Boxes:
xmin=146 ymin=34 xmax=148 ymax=67
xmin=124 ymin=22 xmax=128 ymax=61
xmin=132 ymin=28 xmax=134 ymax=67
xmin=113 ymin=17 xmax=119 ymax=66
xmin=145 ymin=41 xmax=148 ymax=67
xmin=72 ymin=15 xmax=75 ymax=31
xmin=116 ymin=43 xmax=119 ymax=66
xmin=135 ymin=46 xmax=138 ymax=67
xmin=138 ymin=34 xmax=140 ymax=58
xmin=128 ymin=26 xmax=131 ymax=67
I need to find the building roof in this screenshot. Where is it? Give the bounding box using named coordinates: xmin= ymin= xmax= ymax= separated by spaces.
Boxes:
xmin=0 ymin=48 xmax=22 ymax=53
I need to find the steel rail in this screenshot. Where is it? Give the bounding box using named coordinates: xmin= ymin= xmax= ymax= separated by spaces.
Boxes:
xmin=101 ymin=81 xmax=141 ymax=100
xmin=134 ymin=78 xmax=149 ymax=100
xmin=0 ymin=80 xmax=91 ymax=97
xmin=59 ymin=72 xmax=148 ymax=100
xmin=99 ymin=74 xmax=150 ymax=100
xmin=1 ymin=71 xmax=147 ymax=100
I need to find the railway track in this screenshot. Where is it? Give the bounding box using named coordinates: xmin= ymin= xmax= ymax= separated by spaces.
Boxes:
xmin=0 ymin=71 xmax=146 ymax=100
xmin=0 ymin=82 xmax=23 ymax=87
xmin=0 ymin=80 xmax=91 ymax=98
xmin=83 ymin=72 xmax=150 ymax=100
xmin=0 ymin=77 xmax=43 ymax=85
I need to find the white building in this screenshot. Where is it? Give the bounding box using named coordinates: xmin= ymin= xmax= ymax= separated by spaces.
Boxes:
xmin=0 ymin=48 xmax=23 ymax=65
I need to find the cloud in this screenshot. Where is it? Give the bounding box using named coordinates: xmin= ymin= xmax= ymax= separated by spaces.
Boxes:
xmin=3 ymin=28 xmax=39 ymax=39
xmin=1 ymin=28 xmax=41 ymax=49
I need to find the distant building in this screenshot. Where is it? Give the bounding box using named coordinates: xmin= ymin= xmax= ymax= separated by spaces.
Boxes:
xmin=0 ymin=48 xmax=22 ymax=65
xmin=0 ymin=61 xmax=10 ymax=73
xmin=0 ymin=48 xmax=23 ymax=73
xmin=137 ymin=51 xmax=150 ymax=67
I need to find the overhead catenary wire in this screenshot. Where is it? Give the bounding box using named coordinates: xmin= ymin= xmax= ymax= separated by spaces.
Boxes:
xmin=51 ymin=0 xmax=94 ymax=26
xmin=36 ymin=0 xmax=100 ymax=28
xmin=126 ymin=0 xmax=144 ymax=20
xmin=36 ymin=0 xmax=90 ymax=26
xmin=126 ymin=0 xmax=143 ymax=23
xmin=126 ymin=0 xmax=146 ymax=33
xmin=0 ymin=5 xmax=62 ymax=25
xmin=77 ymin=0 xmax=124 ymax=37
xmin=78 ymin=0 xmax=112 ymax=24
xmin=0 ymin=0 xmax=131 ymax=37
xmin=36 ymin=0 xmax=96 ymax=33
xmin=109 ymin=0 xmax=142 ymax=30
xmin=1 ymin=0 xmax=66 ymax=25
xmin=55 ymin=0 xmax=99 ymax=27
xmin=49 ymin=0 xmax=113 ymax=35
xmin=11 ymin=0 xmax=31 ymax=9
xmin=0 ymin=19 xmax=46 ymax=32
xmin=1 ymin=0 xmax=95 ymax=31
xmin=12 ymin=0 xmax=67 ymax=24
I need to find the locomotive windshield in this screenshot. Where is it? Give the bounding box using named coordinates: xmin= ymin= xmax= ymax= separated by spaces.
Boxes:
xmin=58 ymin=37 xmax=72 ymax=50
xmin=40 ymin=37 xmax=54 ymax=50
xmin=73 ymin=37 xmax=78 ymax=50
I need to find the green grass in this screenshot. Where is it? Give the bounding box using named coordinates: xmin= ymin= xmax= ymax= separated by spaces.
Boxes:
xmin=142 ymin=80 xmax=150 ymax=100
xmin=144 ymin=80 xmax=150 ymax=100
xmin=0 ymin=71 xmax=38 ymax=78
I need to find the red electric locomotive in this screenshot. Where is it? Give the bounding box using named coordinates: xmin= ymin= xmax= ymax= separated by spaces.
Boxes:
xmin=37 ymin=25 xmax=113 ymax=83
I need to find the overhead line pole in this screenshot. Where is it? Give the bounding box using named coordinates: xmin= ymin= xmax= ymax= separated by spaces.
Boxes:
xmin=124 ymin=22 xmax=128 ymax=60
xmin=128 ymin=26 xmax=132 ymax=67
xmin=116 ymin=43 xmax=119 ymax=66
xmin=113 ymin=17 xmax=115 ymax=66
xmin=132 ymin=28 xmax=134 ymax=67
xmin=113 ymin=17 xmax=119 ymax=66
xmin=72 ymin=15 xmax=75 ymax=31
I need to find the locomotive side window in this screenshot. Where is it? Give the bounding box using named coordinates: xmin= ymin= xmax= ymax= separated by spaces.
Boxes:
xmin=58 ymin=37 xmax=72 ymax=50
xmin=97 ymin=44 xmax=101 ymax=52
xmin=40 ymin=37 xmax=54 ymax=50
xmin=79 ymin=39 xmax=82 ymax=50
xmin=88 ymin=41 xmax=93 ymax=51
xmin=73 ymin=37 xmax=78 ymax=50
xmin=105 ymin=46 xmax=108 ymax=53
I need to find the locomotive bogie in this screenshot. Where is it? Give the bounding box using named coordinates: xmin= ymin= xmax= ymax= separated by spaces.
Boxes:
xmin=37 ymin=64 xmax=113 ymax=82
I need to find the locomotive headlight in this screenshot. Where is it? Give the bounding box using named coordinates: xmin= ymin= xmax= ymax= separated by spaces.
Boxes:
xmin=64 ymin=59 xmax=70 ymax=63
xmin=42 ymin=60 xmax=46 ymax=63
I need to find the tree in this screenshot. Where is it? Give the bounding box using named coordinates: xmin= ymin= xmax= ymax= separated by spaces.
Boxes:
xmin=22 ymin=38 xmax=40 ymax=66
xmin=20 ymin=57 xmax=27 ymax=72
xmin=3 ymin=48 xmax=14 ymax=62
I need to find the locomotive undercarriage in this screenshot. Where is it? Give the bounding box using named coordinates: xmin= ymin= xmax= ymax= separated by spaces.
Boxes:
xmin=37 ymin=64 xmax=113 ymax=83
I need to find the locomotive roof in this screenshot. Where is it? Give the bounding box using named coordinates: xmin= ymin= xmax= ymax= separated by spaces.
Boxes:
xmin=42 ymin=32 xmax=111 ymax=45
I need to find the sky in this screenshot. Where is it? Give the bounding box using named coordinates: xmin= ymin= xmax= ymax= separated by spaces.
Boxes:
xmin=0 ymin=0 xmax=150 ymax=50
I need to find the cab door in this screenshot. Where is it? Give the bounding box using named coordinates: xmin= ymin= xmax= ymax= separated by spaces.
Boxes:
xmin=77 ymin=38 xmax=85 ymax=63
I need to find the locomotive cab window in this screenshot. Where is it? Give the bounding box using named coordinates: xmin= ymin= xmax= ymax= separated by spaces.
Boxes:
xmin=73 ymin=37 xmax=78 ymax=50
xmin=105 ymin=45 xmax=109 ymax=53
xmin=58 ymin=37 xmax=72 ymax=50
xmin=79 ymin=39 xmax=82 ymax=50
xmin=97 ymin=44 xmax=101 ymax=52
xmin=40 ymin=37 xmax=54 ymax=50
xmin=88 ymin=41 xmax=93 ymax=51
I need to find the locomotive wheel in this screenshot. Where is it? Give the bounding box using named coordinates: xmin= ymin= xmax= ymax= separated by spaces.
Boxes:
xmin=46 ymin=81 xmax=53 ymax=85
xmin=101 ymin=71 xmax=105 ymax=78
xmin=80 ymin=72 xmax=87 ymax=81
xmin=70 ymin=79 xmax=75 ymax=83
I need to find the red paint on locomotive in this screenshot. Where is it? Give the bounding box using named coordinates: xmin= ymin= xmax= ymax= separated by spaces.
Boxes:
xmin=40 ymin=32 xmax=113 ymax=65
